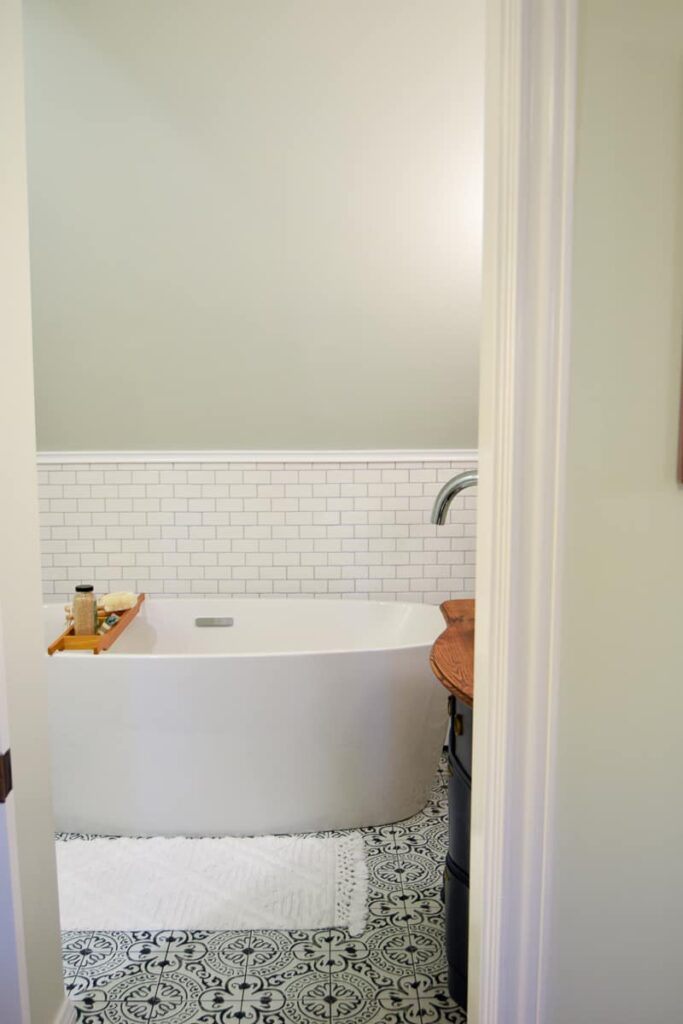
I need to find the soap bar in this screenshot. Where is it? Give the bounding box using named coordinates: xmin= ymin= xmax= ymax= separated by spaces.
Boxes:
xmin=97 ymin=613 xmax=120 ymax=635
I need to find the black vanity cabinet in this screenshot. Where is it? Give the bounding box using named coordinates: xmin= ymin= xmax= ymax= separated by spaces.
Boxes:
xmin=444 ymin=694 xmax=473 ymax=1009
xmin=430 ymin=598 xmax=475 ymax=1013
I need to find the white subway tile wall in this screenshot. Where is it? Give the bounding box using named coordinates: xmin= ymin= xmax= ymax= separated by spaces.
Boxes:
xmin=38 ymin=460 xmax=476 ymax=603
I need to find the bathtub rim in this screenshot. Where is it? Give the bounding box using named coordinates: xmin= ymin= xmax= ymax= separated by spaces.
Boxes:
xmin=45 ymin=642 xmax=438 ymax=661
xmin=43 ymin=595 xmax=445 ymax=660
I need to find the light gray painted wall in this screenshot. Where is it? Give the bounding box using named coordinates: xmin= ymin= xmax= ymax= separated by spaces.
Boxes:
xmin=546 ymin=3 xmax=683 ymax=1022
xmin=23 ymin=0 xmax=483 ymax=452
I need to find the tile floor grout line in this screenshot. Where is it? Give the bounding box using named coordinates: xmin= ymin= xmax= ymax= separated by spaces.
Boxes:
xmin=64 ymin=933 xmax=88 ymax=999
xmin=242 ymin=929 xmax=253 ymax=1017
xmin=391 ymin=821 xmax=425 ymax=1015
xmin=144 ymin=933 xmax=174 ymax=1023
xmin=326 ymin=926 xmax=334 ymax=1023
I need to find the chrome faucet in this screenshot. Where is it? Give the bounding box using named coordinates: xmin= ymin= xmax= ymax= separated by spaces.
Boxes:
xmin=431 ymin=469 xmax=478 ymax=525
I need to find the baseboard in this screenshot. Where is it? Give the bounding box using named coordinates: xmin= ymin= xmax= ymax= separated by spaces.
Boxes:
xmin=36 ymin=448 xmax=478 ymax=465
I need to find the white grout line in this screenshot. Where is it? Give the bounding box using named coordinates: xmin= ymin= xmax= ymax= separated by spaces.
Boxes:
xmin=37 ymin=455 xmax=478 ymax=603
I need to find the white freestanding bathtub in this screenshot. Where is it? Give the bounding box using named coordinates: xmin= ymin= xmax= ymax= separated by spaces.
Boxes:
xmin=44 ymin=598 xmax=447 ymax=837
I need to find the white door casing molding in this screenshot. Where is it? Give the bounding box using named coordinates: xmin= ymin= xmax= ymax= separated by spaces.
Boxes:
xmin=0 ymin=614 xmax=29 ymax=1024
xmin=0 ymin=804 xmax=29 ymax=1024
xmin=1 ymin=1 xmax=69 ymax=1020
xmin=470 ymin=2 xmax=577 ymax=1023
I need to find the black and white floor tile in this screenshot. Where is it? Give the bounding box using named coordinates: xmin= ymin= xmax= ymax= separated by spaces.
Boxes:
xmin=61 ymin=756 xmax=465 ymax=1023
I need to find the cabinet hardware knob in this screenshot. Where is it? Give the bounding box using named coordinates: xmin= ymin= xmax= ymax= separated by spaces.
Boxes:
xmin=454 ymin=714 xmax=464 ymax=736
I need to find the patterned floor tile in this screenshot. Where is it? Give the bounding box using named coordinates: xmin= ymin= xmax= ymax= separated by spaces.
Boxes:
xmin=411 ymin=972 xmax=468 ymax=1024
xmin=73 ymin=979 xmax=162 ymax=1024
xmin=327 ymin=972 xmax=384 ymax=1023
xmin=367 ymin=888 xmax=444 ymax=930
xmin=163 ymin=931 xmax=247 ymax=986
xmin=64 ymin=754 xmax=466 ymax=1023
xmin=232 ymin=930 xmax=332 ymax=998
xmin=76 ymin=932 xmax=174 ymax=985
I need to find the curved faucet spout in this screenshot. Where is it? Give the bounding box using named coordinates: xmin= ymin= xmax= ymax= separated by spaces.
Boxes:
xmin=431 ymin=469 xmax=478 ymax=526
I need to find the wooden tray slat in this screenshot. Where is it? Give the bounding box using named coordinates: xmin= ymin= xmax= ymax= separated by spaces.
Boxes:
xmin=47 ymin=594 xmax=145 ymax=655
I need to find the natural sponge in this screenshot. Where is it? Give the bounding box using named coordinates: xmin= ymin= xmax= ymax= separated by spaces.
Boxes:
xmin=98 ymin=591 xmax=138 ymax=614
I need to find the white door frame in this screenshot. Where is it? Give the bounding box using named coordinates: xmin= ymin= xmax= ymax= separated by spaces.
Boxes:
xmin=470 ymin=1 xmax=577 ymax=1022
xmin=0 ymin=614 xmax=30 ymax=1024
xmin=1 ymin=2 xmax=75 ymax=1023
xmin=0 ymin=809 xmax=28 ymax=1024
xmin=1 ymin=2 xmax=577 ymax=1022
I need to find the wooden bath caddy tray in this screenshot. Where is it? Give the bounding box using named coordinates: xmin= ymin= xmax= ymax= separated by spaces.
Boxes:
xmin=48 ymin=593 xmax=145 ymax=656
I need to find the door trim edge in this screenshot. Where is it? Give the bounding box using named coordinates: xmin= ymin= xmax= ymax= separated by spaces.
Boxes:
xmin=470 ymin=2 xmax=578 ymax=1022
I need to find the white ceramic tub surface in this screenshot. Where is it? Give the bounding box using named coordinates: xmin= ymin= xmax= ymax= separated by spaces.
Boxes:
xmin=45 ymin=598 xmax=447 ymax=837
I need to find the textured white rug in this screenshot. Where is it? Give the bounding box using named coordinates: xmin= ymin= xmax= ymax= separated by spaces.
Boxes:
xmin=56 ymin=834 xmax=367 ymax=935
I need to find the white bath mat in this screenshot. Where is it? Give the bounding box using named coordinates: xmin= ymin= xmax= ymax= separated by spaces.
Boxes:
xmin=56 ymin=834 xmax=367 ymax=935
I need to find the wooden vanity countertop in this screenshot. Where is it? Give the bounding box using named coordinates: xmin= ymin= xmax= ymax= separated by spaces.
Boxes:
xmin=429 ymin=598 xmax=475 ymax=707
